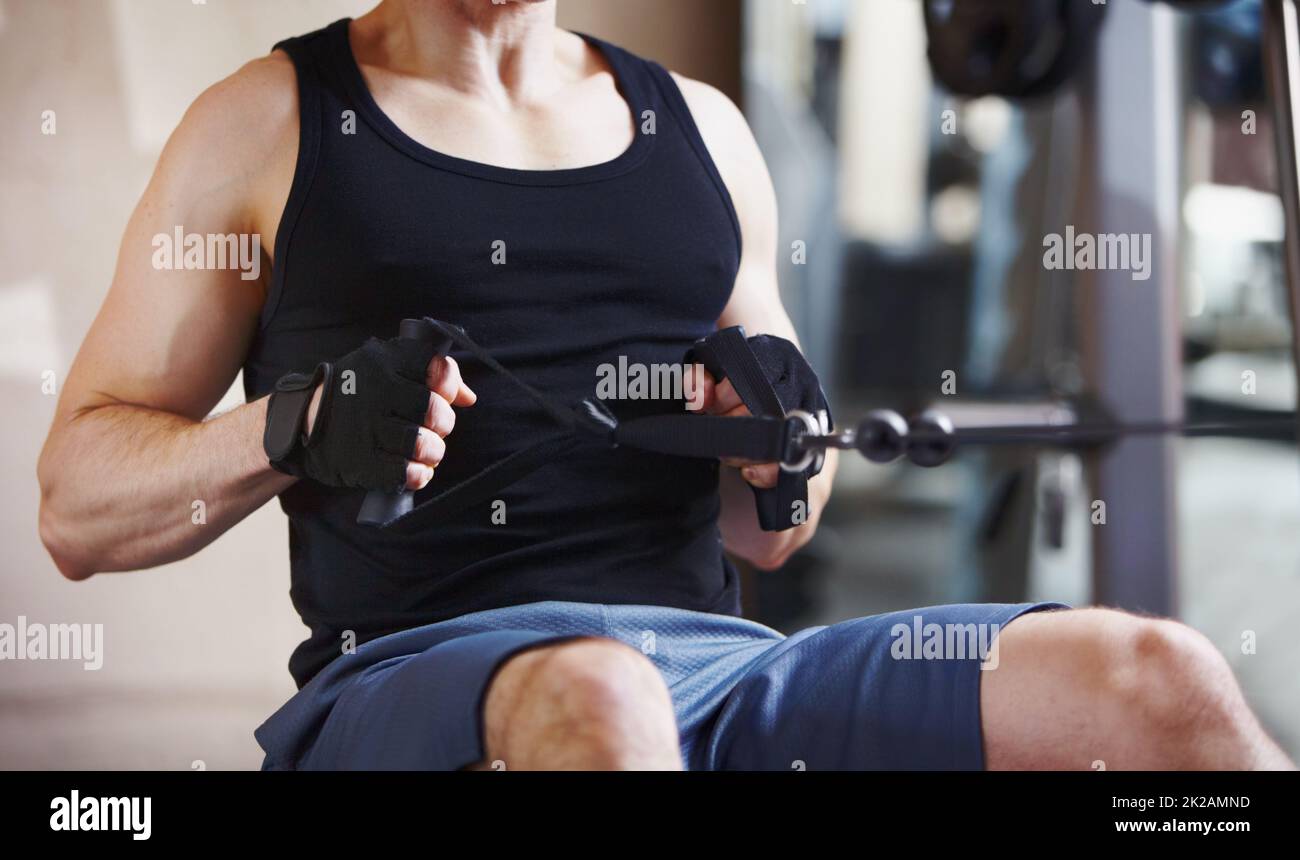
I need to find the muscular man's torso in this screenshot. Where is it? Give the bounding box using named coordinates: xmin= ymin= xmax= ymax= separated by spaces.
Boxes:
xmin=245 ymin=18 xmax=746 ymax=687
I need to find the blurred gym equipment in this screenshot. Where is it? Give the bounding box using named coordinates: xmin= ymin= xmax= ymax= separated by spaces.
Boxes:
xmin=911 ymin=0 xmax=1298 ymax=614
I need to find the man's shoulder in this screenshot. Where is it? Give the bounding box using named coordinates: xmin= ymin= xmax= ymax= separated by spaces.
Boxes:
xmin=185 ymin=51 xmax=299 ymax=149
xmin=153 ymin=51 xmax=299 ymax=208
xmin=668 ymin=72 xmax=752 ymax=156
xmin=669 ymin=73 xmax=741 ymax=117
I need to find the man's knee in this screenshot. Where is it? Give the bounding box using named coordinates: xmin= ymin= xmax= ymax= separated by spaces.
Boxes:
xmin=1028 ymin=609 xmax=1246 ymax=761
xmin=484 ymin=637 xmax=680 ymax=769
xmin=526 ymin=637 xmax=674 ymax=725
xmin=984 ymin=607 xmax=1259 ymax=769
xmin=1089 ymin=612 xmax=1241 ymax=741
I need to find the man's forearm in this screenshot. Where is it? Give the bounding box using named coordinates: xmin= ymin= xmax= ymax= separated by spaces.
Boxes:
xmin=37 ymin=397 xmax=292 ymax=579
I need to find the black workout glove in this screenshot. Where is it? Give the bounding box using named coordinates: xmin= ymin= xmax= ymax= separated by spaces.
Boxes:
xmin=272 ymin=335 xmax=435 ymax=492
xmin=743 ymin=334 xmax=833 ymax=479
xmin=689 ymin=328 xmax=832 ymax=531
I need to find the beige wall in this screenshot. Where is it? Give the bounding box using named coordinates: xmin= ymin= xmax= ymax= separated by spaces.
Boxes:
xmin=561 ymin=0 xmax=742 ymax=101
xmin=0 ymin=0 xmax=739 ymax=769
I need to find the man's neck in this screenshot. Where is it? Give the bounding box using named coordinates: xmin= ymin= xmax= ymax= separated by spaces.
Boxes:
xmin=362 ymin=0 xmax=564 ymax=106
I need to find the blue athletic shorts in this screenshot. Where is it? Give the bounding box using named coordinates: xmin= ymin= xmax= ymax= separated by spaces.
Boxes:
xmin=255 ymin=600 xmax=1065 ymax=770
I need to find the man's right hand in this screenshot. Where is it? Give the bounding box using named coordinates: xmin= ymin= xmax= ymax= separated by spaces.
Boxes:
xmin=301 ymin=335 xmax=477 ymax=492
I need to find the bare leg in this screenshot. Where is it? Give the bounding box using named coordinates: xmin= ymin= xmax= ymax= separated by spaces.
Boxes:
xmin=472 ymin=637 xmax=682 ymax=771
xmin=981 ymin=608 xmax=1294 ymax=770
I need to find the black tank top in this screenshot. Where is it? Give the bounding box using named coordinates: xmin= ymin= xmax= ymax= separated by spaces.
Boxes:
xmin=245 ymin=19 xmax=743 ymax=687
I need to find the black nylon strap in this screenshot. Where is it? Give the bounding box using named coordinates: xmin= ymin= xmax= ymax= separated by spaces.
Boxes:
xmin=376 ymin=321 xmax=594 ymax=528
xmin=692 ymin=326 xmax=788 ymax=418
xmin=384 ymin=433 xmax=587 ymax=534
xmin=382 ymin=319 xmax=815 ymax=532
xmin=613 ymin=413 xmax=788 ymax=462
xmin=425 ymin=320 xmax=584 ymax=432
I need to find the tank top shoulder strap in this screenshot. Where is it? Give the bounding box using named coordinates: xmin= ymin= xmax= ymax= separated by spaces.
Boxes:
xmin=272 ymin=18 xmax=353 ymax=84
xmin=271 ymin=19 xmax=363 ymax=134
xmin=583 ymin=35 xmax=742 ymax=258
xmin=264 ymin=23 xmax=339 ymax=328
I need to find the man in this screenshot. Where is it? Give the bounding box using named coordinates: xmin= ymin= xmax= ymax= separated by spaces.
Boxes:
xmin=37 ymin=0 xmax=1292 ymax=770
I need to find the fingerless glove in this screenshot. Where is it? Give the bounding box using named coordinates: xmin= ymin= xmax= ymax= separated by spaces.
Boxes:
xmin=272 ymin=335 xmax=434 ymax=491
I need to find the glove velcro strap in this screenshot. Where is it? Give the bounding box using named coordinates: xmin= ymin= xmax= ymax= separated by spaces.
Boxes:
xmin=265 ymin=362 xmax=330 ymax=476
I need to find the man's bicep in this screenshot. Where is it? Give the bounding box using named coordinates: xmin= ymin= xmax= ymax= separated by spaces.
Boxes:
xmin=64 ymin=193 xmax=263 ymax=423
xmin=60 ymin=60 xmax=295 ymax=423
